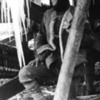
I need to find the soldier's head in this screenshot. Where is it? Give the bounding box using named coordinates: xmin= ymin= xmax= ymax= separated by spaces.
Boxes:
xmin=50 ymin=0 xmax=70 ymax=11
xmin=50 ymin=0 xmax=57 ymax=6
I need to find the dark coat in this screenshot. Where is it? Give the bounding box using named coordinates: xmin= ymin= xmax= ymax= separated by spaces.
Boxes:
xmin=35 ymin=8 xmax=62 ymax=68
xmin=35 ymin=7 xmax=88 ymax=68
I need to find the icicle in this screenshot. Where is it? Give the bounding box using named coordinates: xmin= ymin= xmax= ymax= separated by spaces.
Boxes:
xmin=1 ymin=0 xmax=6 ymax=23
xmin=7 ymin=0 xmax=26 ymax=67
xmin=93 ymin=0 xmax=95 ymax=5
xmin=25 ymin=0 xmax=30 ymax=41
xmin=0 ymin=0 xmax=30 ymax=68
xmin=26 ymin=0 xmax=30 ymax=26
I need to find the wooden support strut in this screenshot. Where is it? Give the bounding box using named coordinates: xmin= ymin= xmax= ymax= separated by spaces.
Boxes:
xmin=53 ymin=0 xmax=91 ymax=100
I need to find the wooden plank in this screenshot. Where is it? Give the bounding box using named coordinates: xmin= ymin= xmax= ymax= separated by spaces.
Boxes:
xmin=0 ymin=76 xmax=25 ymax=100
xmin=77 ymin=94 xmax=100 ymax=100
xmin=53 ymin=0 xmax=91 ymax=100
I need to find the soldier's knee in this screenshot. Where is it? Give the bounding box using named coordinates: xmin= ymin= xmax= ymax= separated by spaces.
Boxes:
xmin=18 ymin=66 xmax=31 ymax=84
xmin=18 ymin=66 xmax=39 ymax=90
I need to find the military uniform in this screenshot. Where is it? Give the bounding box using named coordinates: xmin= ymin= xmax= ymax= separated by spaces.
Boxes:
xmin=18 ymin=3 xmax=94 ymax=99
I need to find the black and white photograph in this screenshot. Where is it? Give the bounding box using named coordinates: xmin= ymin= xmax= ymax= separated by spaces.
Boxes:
xmin=0 ymin=0 xmax=100 ymax=100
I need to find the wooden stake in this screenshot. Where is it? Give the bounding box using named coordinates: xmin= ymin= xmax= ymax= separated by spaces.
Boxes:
xmin=53 ymin=0 xmax=91 ymax=100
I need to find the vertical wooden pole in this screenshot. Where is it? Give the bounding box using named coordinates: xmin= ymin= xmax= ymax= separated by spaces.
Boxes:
xmin=53 ymin=0 xmax=91 ymax=100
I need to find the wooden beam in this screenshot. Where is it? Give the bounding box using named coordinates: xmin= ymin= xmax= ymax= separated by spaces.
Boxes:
xmin=0 ymin=76 xmax=25 ymax=100
xmin=77 ymin=94 xmax=100 ymax=100
xmin=53 ymin=0 xmax=91 ymax=100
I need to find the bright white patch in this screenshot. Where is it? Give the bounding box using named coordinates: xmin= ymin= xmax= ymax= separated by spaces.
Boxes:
xmin=69 ymin=0 xmax=74 ymax=6
xmin=41 ymin=0 xmax=50 ymax=5
xmin=0 ymin=23 xmax=13 ymax=41
xmin=28 ymin=39 xmax=35 ymax=50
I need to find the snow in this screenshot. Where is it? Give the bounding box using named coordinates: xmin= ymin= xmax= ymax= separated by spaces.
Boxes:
xmin=0 ymin=23 xmax=14 ymax=41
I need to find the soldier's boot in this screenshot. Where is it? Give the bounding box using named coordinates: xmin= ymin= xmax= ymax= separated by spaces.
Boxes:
xmin=30 ymin=87 xmax=53 ymax=100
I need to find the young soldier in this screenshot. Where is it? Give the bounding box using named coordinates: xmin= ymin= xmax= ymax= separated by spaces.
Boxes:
xmin=19 ymin=0 xmax=90 ymax=99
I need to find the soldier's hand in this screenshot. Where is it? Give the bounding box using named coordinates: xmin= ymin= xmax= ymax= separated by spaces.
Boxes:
xmin=28 ymin=60 xmax=35 ymax=67
xmin=35 ymin=57 xmax=40 ymax=67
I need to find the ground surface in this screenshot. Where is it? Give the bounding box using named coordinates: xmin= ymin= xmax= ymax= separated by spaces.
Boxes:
xmin=9 ymin=86 xmax=55 ymax=100
xmin=0 ymin=79 xmax=55 ymax=100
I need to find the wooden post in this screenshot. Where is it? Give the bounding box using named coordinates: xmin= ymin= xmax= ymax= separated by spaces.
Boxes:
xmin=53 ymin=0 xmax=91 ymax=100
